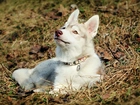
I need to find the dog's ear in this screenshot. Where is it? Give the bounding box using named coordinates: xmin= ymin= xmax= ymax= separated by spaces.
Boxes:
xmin=84 ymin=15 xmax=99 ymax=37
xmin=67 ymin=9 xmax=79 ymax=24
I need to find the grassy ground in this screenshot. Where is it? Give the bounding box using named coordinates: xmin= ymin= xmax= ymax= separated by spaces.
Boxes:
xmin=0 ymin=0 xmax=140 ymax=104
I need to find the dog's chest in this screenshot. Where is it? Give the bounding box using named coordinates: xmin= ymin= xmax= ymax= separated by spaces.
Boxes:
xmin=55 ymin=64 xmax=78 ymax=78
xmin=54 ymin=63 xmax=91 ymax=81
xmin=54 ymin=65 xmax=83 ymax=86
xmin=53 ymin=62 xmax=96 ymax=89
xmin=54 ymin=60 xmax=94 ymax=78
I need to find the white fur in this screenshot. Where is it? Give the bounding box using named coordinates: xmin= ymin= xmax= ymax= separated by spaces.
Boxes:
xmin=12 ymin=9 xmax=103 ymax=94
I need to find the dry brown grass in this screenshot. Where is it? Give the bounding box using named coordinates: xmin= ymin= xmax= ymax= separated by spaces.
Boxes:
xmin=0 ymin=0 xmax=140 ymax=104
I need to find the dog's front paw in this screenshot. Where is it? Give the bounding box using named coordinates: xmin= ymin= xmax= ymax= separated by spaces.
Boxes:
xmin=49 ymin=89 xmax=67 ymax=96
xmin=49 ymin=90 xmax=59 ymax=96
xmin=33 ymin=88 xmax=45 ymax=93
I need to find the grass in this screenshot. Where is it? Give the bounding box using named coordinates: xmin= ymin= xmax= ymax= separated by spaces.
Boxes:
xmin=0 ymin=0 xmax=140 ymax=104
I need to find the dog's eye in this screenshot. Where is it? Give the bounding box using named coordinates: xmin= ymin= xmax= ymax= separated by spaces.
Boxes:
xmin=62 ymin=27 xmax=66 ymax=29
xmin=72 ymin=30 xmax=78 ymax=34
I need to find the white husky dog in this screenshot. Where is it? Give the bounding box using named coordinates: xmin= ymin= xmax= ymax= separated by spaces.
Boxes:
xmin=12 ymin=9 xmax=103 ymax=94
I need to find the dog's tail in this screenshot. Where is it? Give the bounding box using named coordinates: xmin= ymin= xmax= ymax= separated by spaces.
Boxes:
xmin=12 ymin=68 xmax=35 ymax=90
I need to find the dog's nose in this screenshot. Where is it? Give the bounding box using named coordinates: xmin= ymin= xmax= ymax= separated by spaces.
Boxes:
xmin=55 ymin=30 xmax=63 ymax=37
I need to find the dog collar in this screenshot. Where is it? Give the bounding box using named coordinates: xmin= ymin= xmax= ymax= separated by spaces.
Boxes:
xmin=63 ymin=55 xmax=90 ymax=71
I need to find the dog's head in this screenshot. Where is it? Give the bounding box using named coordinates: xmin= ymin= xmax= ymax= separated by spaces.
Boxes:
xmin=54 ymin=9 xmax=99 ymax=60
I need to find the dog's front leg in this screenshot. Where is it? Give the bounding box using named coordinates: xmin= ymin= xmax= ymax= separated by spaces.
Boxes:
xmin=49 ymin=84 xmax=68 ymax=95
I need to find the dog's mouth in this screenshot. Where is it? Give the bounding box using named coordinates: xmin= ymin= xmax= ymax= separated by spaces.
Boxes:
xmin=54 ymin=38 xmax=70 ymax=44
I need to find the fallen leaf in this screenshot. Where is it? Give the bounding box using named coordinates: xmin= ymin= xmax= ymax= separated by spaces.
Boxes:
xmin=71 ymin=4 xmax=78 ymax=9
xmin=29 ymin=45 xmax=41 ymax=54
xmin=96 ymin=46 xmax=113 ymax=60
xmin=58 ymin=4 xmax=69 ymax=16
xmin=46 ymin=4 xmax=69 ymax=20
xmin=6 ymin=54 xmax=14 ymax=61
xmin=136 ymin=38 xmax=140 ymax=42
xmin=17 ymin=61 xmax=27 ymax=68
xmin=8 ymin=96 xmax=12 ymax=102
xmin=114 ymin=51 xmax=125 ymax=59
xmin=102 ymin=93 xmax=110 ymax=99
xmin=38 ymin=52 xmax=44 ymax=58
xmin=40 ymin=46 xmax=50 ymax=52
xmin=6 ymin=51 xmax=19 ymax=61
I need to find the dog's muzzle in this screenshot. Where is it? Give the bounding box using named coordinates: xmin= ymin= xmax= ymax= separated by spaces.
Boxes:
xmin=54 ymin=30 xmax=70 ymax=44
xmin=54 ymin=37 xmax=70 ymax=44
